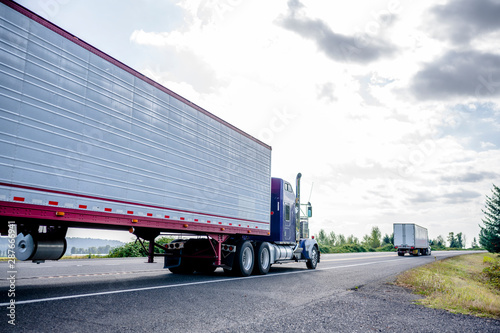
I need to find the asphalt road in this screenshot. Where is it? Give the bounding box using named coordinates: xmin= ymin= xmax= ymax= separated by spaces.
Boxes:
xmin=1 ymin=251 xmax=499 ymax=332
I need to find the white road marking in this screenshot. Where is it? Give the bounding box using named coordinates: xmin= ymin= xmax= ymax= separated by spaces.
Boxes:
xmin=0 ymin=258 xmax=407 ymax=306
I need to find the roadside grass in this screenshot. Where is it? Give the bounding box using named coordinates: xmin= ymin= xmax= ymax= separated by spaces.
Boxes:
xmin=395 ymin=253 xmax=500 ymax=319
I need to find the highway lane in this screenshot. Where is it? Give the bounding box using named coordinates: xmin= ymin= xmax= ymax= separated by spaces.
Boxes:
xmin=1 ymin=251 xmax=498 ymax=332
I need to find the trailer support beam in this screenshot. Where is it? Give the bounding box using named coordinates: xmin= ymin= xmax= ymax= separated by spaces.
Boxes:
xmin=148 ymin=239 xmax=155 ymax=263
xmin=207 ymin=234 xmax=229 ymax=266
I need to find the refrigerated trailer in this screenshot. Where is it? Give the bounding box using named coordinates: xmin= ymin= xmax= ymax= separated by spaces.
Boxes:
xmin=0 ymin=1 xmax=319 ymax=276
xmin=393 ymin=223 xmax=431 ymax=256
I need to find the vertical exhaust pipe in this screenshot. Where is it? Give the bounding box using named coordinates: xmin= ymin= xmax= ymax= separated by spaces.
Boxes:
xmin=295 ymin=173 xmax=302 ymax=242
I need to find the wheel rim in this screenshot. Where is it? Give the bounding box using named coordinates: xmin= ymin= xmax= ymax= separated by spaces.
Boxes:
xmin=311 ymin=248 xmax=317 ymax=265
xmin=260 ymin=247 xmax=270 ymax=269
xmin=242 ymin=246 xmax=253 ymax=271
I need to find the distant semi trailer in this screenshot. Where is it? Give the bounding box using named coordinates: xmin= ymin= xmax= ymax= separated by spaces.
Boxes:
xmin=393 ymin=223 xmax=431 ymax=256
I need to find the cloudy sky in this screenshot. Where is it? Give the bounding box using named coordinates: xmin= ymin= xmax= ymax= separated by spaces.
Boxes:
xmin=17 ymin=0 xmax=500 ymax=245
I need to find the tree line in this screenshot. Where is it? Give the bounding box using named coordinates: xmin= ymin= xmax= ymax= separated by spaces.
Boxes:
xmin=70 ymin=245 xmax=112 ymax=254
xmin=107 ymin=237 xmax=174 ymax=257
xmin=315 ymin=226 xmax=395 ymax=253
xmin=315 ymin=226 xmax=480 ymax=254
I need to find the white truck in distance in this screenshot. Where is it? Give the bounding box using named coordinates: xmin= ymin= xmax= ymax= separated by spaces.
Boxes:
xmin=393 ymin=223 xmax=431 ymax=256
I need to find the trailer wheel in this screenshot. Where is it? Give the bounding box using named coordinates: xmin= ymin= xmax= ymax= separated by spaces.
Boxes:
xmin=233 ymin=240 xmax=254 ymax=277
xmin=253 ymin=242 xmax=271 ymax=275
xmin=306 ymin=245 xmax=319 ymax=269
xmin=398 ymin=251 xmax=404 ymax=256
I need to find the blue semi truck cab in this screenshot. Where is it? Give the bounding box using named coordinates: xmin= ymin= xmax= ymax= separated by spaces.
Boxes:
xmin=165 ymin=174 xmax=320 ymax=276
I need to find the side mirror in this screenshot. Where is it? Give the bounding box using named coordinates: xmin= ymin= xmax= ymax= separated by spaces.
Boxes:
xmin=307 ymin=203 xmax=312 ymax=217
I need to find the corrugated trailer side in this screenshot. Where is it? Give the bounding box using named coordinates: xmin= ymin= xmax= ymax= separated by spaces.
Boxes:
xmin=0 ymin=1 xmax=271 ymax=236
xmin=414 ymin=224 xmax=429 ymax=249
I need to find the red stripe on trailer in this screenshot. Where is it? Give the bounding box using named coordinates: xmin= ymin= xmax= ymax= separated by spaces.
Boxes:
xmin=194 ymin=219 xmax=198 ymax=222
xmin=48 ymin=201 xmax=58 ymax=206
xmin=147 ymin=213 xmax=152 ymax=217
xmin=180 ymin=217 xmax=185 ymax=220
xmin=127 ymin=211 xmax=134 ymax=214
xmin=0 ymin=201 xmax=271 ymax=236
xmin=0 ymin=182 xmax=268 ymax=225
xmin=79 ymin=205 xmax=87 ymax=209
xmin=105 ymin=208 xmax=112 ymax=212
xmin=13 ymin=197 xmax=24 ymax=202
xmin=165 ymin=215 xmax=170 ymax=218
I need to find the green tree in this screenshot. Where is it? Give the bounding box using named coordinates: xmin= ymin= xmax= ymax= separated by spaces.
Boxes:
xmin=337 ymin=234 xmax=346 ymax=246
xmin=362 ymin=234 xmax=371 ymax=246
xmin=471 ymin=237 xmax=479 ymax=249
xmin=435 ymin=235 xmax=445 ymax=247
xmin=327 ymin=231 xmax=337 ymax=246
xmin=346 ymin=235 xmax=359 ymax=244
xmin=317 ymin=229 xmax=327 ymax=244
xmin=361 ymin=227 xmax=382 ymax=249
xmin=371 ymin=226 xmax=382 ymax=248
xmin=382 ymin=234 xmax=391 ymax=245
xmin=479 ymin=184 xmax=500 ymax=253
xmin=456 ymin=232 xmax=463 ymax=249
xmin=448 ymin=232 xmax=458 ymax=248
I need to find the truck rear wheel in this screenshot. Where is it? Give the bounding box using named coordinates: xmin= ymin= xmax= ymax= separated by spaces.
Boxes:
xmin=233 ymin=240 xmax=254 ymax=277
xmin=253 ymin=242 xmax=271 ymax=275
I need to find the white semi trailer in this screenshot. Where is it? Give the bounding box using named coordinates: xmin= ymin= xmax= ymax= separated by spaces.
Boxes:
xmin=393 ymin=223 xmax=431 ymax=256
xmin=0 ymin=0 xmax=319 ymax=277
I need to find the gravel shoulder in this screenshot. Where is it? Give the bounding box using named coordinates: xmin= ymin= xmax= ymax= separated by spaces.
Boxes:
xmin=220 ymin=278 xmax=500 ymax=333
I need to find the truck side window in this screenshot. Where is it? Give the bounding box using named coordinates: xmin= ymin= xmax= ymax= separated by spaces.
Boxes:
xmin=285 ymin=204 xmax=290 ymax=221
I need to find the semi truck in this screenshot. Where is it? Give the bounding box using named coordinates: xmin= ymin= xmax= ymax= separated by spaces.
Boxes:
xmin=0 ymin=0 xmax=319 ymax=277
xmin=393 ymin=223 xmax=431 ymax=256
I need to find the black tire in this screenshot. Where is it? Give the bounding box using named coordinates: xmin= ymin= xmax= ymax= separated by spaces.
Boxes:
xmin=398 ymin=251 xmax=404 ymax=256
xmin=233 ymin=240 xmax=254 ymax=277
xmin=306 ymin=246 xmax=319 ymax=269
xmin=253 ymin=242 xmax=271 ymax=275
